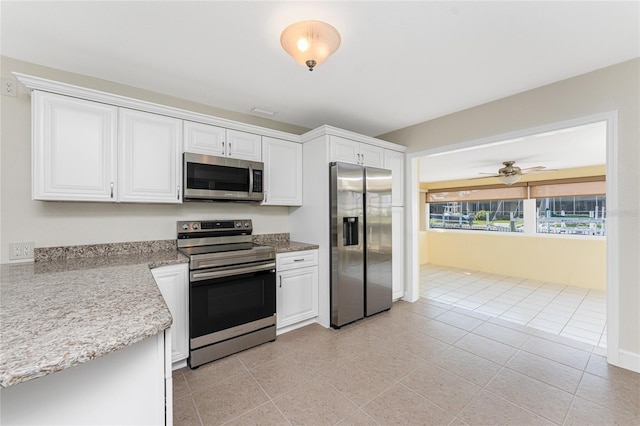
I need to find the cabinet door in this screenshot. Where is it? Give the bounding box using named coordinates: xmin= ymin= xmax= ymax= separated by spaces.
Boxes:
xmin=183 ymin=121 xmax=225 ymax=156
xmin=262 ymin=137 xmax=302 ymax=206
xmin=360 ymin=143 xmax=384 ymax=168
xmin=329 ymin=136 xmax=360 ymax=165
xmin=32 ymin=91 xmax=117 ymax=201
xmin=384 ymin=149 xmax=405 ymax=206
xmin=392 ymin=207 xmax=405 ymax=300
xmin=118 ymin=109 xmax=182 ymax=203
xmin=277 ymin=266 xmax=319 ymax=329
xmin=152 ymin=264 xmax=189 ymax=364
xmin=226 ymin=129 xmax=262 ymax=161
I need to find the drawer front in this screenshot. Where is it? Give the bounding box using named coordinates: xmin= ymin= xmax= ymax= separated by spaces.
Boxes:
xmin=277 ymin=250 xmax=318 ymax=271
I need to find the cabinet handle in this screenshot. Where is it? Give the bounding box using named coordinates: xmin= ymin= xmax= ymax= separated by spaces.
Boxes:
xmin=293 ymin=259 xmax=304 ymax=262
xmin=279 ymin=276 xmax=282 ymax=288
xmin=361 ymin=153 xmax=365 ymax=164
xmin=110 ymin=182 xmax=114 ymax=198
xmin=357 ymin=153 xmax=361 ymax=164
xmin=228 ymin=142 xmax=231 ymax=155
xmin=222 ymin=141 xmax=225 ymax=155
xmin=177 ymin=186 xmax=180 ymax=200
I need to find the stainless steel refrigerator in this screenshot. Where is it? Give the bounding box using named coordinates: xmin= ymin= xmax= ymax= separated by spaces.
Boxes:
xmin=330 ymin=161 xmax=392 ymax=328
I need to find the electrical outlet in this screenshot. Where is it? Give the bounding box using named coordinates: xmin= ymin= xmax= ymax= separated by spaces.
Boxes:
xmin=9 ymin=242 xmax=35 ymax=261
xmin=1 ymin=79 xmax=17 ymax=97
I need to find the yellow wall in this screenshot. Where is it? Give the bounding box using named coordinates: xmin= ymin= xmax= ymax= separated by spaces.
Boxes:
xmin=421 ymin=230 xmax=606 ymax=290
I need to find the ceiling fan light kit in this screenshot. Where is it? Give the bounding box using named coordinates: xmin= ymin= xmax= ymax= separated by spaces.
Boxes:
xmin=498 ymin=174 xmax=521 ymax=186
xmin=280 ymin=20 xmax=341 ymax=71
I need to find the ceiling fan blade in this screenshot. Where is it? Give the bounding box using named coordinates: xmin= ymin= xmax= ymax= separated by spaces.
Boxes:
xmin=521 ymin=167 xmax=559 ymax=174
xmin=469 ymin=175 xmax=500 ymax=180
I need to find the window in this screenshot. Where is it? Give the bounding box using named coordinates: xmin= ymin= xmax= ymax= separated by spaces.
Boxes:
xmin=429 ymin=200 xmax=524 ymax=232
xmin=536 ymin=195 xmax=606 ymax=235
xmin=426 ymin=176 xmax=605 ymax=237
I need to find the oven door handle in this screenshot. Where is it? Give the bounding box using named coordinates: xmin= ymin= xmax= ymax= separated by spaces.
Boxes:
xmin=191 ymin=262 xmax=276 ymax=282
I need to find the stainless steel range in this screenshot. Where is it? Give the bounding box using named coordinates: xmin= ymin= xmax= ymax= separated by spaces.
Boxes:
xmin=177 ymin=219 xmax=276 ymax=368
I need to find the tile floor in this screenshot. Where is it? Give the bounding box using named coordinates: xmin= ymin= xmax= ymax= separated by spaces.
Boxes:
xmin=420 ymin=264 xmax=607 ymax=348
xmin=173 ymin=299 xmax=639 ymax=425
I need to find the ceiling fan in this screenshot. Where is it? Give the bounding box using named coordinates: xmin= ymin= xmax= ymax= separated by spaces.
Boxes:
xmin=475 ymin=161 xmax=555 ymax=185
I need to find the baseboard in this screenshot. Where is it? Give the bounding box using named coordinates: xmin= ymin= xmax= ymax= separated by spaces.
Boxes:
xmin=276 ymin=318 xmax=318 ymax=336
xmin=614 ymin=349 xmax=640 ymax=373
xmin=172 ymin=359 xmax=187 ymax=371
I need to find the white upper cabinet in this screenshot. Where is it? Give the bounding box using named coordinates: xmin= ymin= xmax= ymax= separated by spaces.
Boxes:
xmin=184 ymin=121 xmax=262 ymax=161
xmin=384 ymin=149 xmax=405 ymax=206
xmin=359 ymin=143 xmax=385 ymax=168
xmin=226 ymin=129 xmax=262 ymax=161
xmin=118 ymin=108 xmax=182 ymax=203
xmin=183 ymin=121 xmax=225 ymax=156
xmin=329 ymin=135 xmax=384 ymax=168
xmin=262 ymin=137 xmax=302 ymax=206
xmin=32 ymin=91 xmax=118 ymax=202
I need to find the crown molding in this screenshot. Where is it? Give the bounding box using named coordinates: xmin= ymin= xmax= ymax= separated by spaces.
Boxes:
xmin=13 ymin=72 xmax=301 ymax=143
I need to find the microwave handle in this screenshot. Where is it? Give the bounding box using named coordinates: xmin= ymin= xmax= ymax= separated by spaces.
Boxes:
xmin=249 ymin=164 xmax=254 ymax=197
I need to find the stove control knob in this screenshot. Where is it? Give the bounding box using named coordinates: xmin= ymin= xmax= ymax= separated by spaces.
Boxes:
xmin=192 ymin=223 xmax=199 ymax=230
xmin=182 ymin=223 xmax=189 ymax=230
xmin=244 ymin=222 xmax=250 ymax=228
xmin=235 ymin=222 xmax=241 ymax=228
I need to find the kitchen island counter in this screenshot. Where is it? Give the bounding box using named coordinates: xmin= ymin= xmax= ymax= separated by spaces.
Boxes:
xmin=0 ymin=249 xmax=188 ymax=388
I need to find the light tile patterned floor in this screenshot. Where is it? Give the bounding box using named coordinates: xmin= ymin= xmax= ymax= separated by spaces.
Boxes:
xmin=420 ymin=264 xmax=607 ymax=348
xmin=173 ymin=299 xmax=639 ymax=426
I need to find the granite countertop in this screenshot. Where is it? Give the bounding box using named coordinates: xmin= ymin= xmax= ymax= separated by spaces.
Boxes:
xmin=0 ymin=250 xmax=188 ymax=388
xmin=264 ymin=240 xmax=319 ymax=254
xmin=251 ymin=233 xmax=319 ymax=254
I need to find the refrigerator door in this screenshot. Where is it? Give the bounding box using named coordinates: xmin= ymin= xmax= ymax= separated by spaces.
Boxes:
xmin=330 ymin=162 xmax=365 ymax=328
xmin=365 ymin=166 xmax=393 ymax=316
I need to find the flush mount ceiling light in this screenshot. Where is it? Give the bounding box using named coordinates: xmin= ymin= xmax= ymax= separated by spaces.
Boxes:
xmin=280 ymin=20 xmax=341 ymax=71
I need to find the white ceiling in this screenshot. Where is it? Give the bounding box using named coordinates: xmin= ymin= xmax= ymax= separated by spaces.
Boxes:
xmin=419 ymin=120 xmax=607 ymax=183
xmin=1 ymin=1 xmax=638 ymax=138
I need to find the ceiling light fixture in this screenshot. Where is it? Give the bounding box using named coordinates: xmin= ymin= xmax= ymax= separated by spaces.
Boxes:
xmin=498 ymin=174 xmax=521 ymax=186
xmin=280 ymin=20 xmax=341 ymax=71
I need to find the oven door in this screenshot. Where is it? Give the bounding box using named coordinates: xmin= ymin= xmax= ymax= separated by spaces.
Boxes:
xmin=189 ymin=261 xmax=276 ymax=347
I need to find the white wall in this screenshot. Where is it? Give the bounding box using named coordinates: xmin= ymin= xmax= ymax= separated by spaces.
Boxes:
xmin=381 ymin=58 xmax=640 ymax=370
xmin=0 ymin=56 xmax=309 ymax=263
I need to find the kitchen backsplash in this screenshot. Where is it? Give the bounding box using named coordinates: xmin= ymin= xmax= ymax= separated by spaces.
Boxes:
xmin=34 ymin=240 xmax=177 ymax=262
xmin=251 ymin=233 xmax=290 ymax=245
xmin=34 ymin=233 xmax=291 ymax=262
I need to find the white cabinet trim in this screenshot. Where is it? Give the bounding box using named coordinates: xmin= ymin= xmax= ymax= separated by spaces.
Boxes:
xmin=14 ymin=72 xmax=300 ymax=143
xmin=302 ymin=125 xmax=407 ymax=152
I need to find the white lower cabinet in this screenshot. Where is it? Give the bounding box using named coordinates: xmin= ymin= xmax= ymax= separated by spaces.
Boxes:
xmin=276 ymin=250 xmax=319 ymax=331
xmin=0 ymin=332 xmax=170 ymax=425
xmin=152 ymin=264 xmax=189 ymax=366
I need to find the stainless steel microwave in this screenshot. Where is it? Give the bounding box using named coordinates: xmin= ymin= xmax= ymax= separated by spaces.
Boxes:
xmin=183 ymin=153 xmax=264 ymax=202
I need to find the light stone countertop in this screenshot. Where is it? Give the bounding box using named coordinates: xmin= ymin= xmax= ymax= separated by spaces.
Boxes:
xmin=0 ymin=250 xmax=188 ymax=388
xmin=263 ymin=241 xmax=319 ymax=254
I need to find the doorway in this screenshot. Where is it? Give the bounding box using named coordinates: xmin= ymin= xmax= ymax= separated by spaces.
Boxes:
xmin=405 ymin=111 xmax=618 ymax=361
